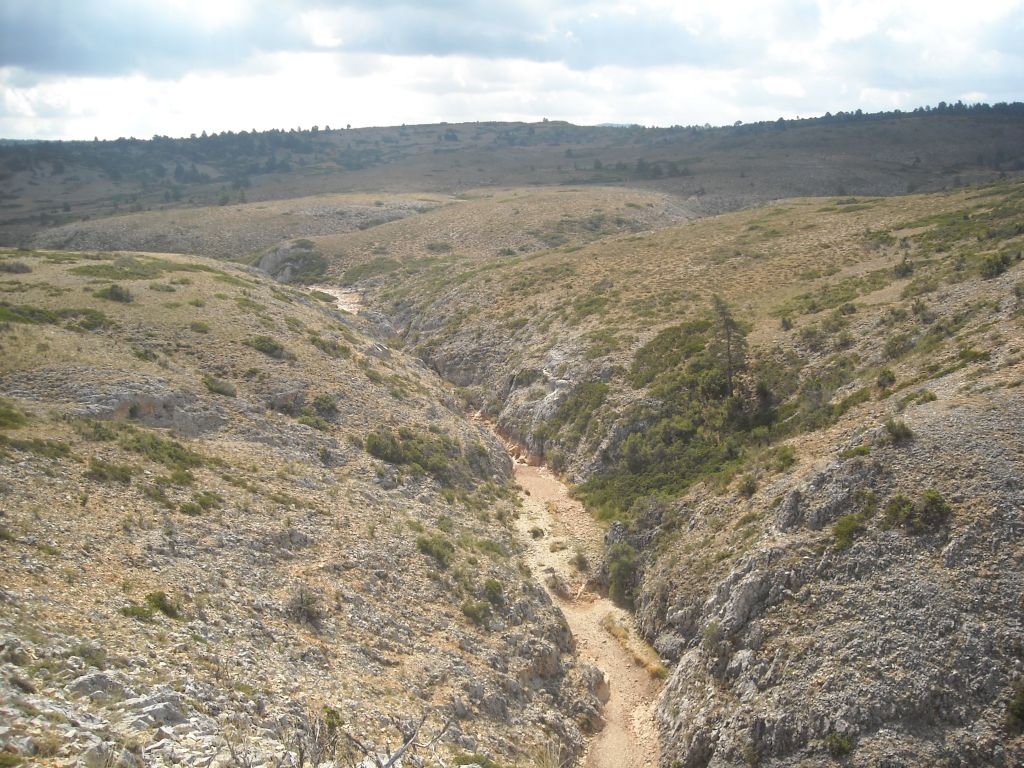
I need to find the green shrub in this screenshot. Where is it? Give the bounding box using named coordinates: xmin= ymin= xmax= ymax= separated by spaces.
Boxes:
xmin=190 ymin=321 xmax=210 ymax=334
xmin=981 ymin=252 xmax=1011 ymax=279
xmin=203 ymin=375 xmax=236 ymax=397
xmin=0 ymin=302 xmax=58 ymax=324
xmin=882 ymin=489 xmax=951 ymax=534
xmin=145 ymin=591 xmax=181 ymax=619
xmin=884 ymin=418 xmax=914 ymax=443
xmin=913 ymin=489 xmax=952 ymax=532
xmin=85 ymin=459 xmax=134 ymax=484
xmin=737 ymin=474 xmax=757 ymax=497
xmin=95 ymin=284 xmax=133 ymax=303
xmin=194 ymin=491 xmax=223 ymax=510
xmin=894 ymin=259 xmax=913 ymax=278
xmin=246 ymin=335 xmax=292 ymax=360
xmin=483 ymin=579 xmax=504 ymax=606
xmin=608 ymin=543 xmax=639 ymax=607
xmin=876 ymin=368 xmax=896 ymax=389
xmin=119 ymin=428 xmax=206 ymax=469
xmin=179 ymin=500 xmax=202 ymax=516
xmin=417 ymin=534 xmax=455 ymax=569
xmin=773 ymin=445 xmax=797 ymax=470
xmin=309 ymin=334 xmax=350 ymax=358
xmin=1008 ymin=686 xmax=1024 ymax=732
xmin=571 ymin=549 xmax=590 ymax=572
xmin=312 ymin=394 xmax=338 ymax=417
xmin=297 ymin=412 xmax=331 ymax=431
xmin=287 ymin=586 xmax=323 ymax=627
xmin=0 ymin=261 xmax=31 ymax=274
xmin=366 ymin=428 xmax=481 ymax=488
xmin=0 ymin=435 xmax=71 ymax=459
xmin=825 ymin=732 xmax=852 ymax=757
xmin=342 ymin=258 xmax=400 ymax=285
xmin=461 ymin=599 xmax=491 ymax=627
xmin=833 ymin=512 xmax=867 ymax=549
xmin=0 ymin=399 xmax=27 ymax=429
xmin=120 ymin=604 xmax=154 ymax=621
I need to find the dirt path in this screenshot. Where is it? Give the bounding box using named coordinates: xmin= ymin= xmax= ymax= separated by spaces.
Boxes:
xmin=511 ymin=460 xmax=663 ymax=768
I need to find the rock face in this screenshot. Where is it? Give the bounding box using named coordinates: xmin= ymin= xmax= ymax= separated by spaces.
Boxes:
xmin=633 ymin=394 xmax=1024 ymax=767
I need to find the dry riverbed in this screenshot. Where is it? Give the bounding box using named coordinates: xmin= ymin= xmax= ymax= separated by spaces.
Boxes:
xmin=512 ymin=461 xmax=663 ymax=768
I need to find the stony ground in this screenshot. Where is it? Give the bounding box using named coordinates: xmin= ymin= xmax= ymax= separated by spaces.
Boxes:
xmin=0 ymin=248 xmax=601 ymax=767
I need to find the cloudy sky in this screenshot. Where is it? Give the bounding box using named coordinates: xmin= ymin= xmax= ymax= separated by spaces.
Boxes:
xmin=1 ymin=0 xmax=1022 ymax=140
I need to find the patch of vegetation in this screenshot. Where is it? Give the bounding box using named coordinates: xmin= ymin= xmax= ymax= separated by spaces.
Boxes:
xmin=366 ymin=427 xmax=488 ymax=488
xmin=884 ymin=418 xmax=914 ymax=443
xmin=580 ymin=300 xmax=772 ymax=517
xmin=308 ymin=334 xmax=350 ymax=358
xmin=0 ymin=398 xmax=28 ymax=429
xmin=277 ymin=247 xmax=329 ymax=284
xmin=833 ymin=490 xmax=878 ymax=549
xmin=246 ymin=335 xmax=293 ymax=360
xmin=287 ymin=585 xmax=323 ymax=628
xmin=94 ymin=284 xmax=133 ymax=303
xmin=202 ymin=374 xmax=236 ymax=397
xmin=119 ymin=604 xmax=154 ymax=621
xmin=190 ymin=320 xmax=210 ymax=333
xmin=0 ymin=302 xmax=111 ymax=330
xmin=1008 ymin=685 xmax=1024 ymax=732
xmin=774 ymin=268 xmax=891 ymax=317
xmin=0 ymin=434 xmax=72 ymax=460
xmin=536 ymin=381 xmax=608 ymax=448
xmin=297 ymin=412 xmax=331 ymax=431
xmin=416 ymin=534 xmax=455 ymax=569
xmin=0 ymin=301 xmax=58 ymax=324
xmin=118 ymin=428 xmax=207 ymax=470
xmin=0 ymin=261 xmax=31 ymax=273
xmin=825 ymin=733 xmax=853 ymax=757
xmin=980 ymin=252 xmax=1013 ymax=279
xmin=70 ymin=417 xmax=118 ymax=441
xmin=85 ymin=458 xmax=135 ymax=484
xmin=483 ymin=578 xmax=504 ymax=606
xmin=461 ymin=599 xmax=492 ymax=627
xmin=144 ymin=590 xmax=181 ymax=619
xmin=881 ymin=489 xmax=951 ymax=534
xmin=607 ymin=542 xmax=640 ymax=607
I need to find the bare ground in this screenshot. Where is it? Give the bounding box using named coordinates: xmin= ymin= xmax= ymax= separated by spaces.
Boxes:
xmin=513 ymin=461 xmax=662 ymax=768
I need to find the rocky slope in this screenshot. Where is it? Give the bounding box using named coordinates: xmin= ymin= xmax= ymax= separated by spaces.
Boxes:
xmin=323 ymin=179 xmax=1024 ymax=765
xmin=0 ymin=247 xmax=602 ymax=766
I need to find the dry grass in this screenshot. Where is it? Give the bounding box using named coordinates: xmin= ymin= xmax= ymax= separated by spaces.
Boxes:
xmin=600 ymin=612 xmax=668 ymax=680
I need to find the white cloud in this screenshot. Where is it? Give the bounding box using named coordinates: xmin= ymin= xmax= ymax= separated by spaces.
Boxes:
xmin=0 ymin=0 xmax=1022 ymax=139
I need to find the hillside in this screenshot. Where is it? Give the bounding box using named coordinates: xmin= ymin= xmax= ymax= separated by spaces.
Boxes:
xmin=321 ymin=179 xmax=1024 ymax=765
xmin=4 ymin=105 xmax=1024 ymax=248
xmin=0 ymin=248 xmax=604 ymax=766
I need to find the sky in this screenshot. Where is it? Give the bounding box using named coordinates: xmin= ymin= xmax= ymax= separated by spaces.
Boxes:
xmin=1 ymin=0 xmax=1022 ymax=140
